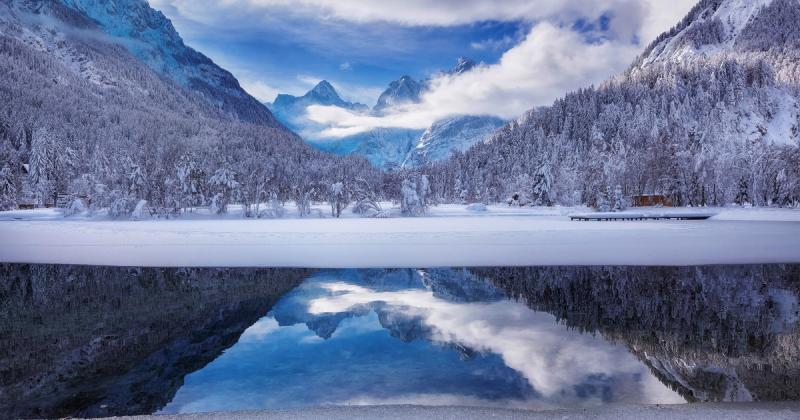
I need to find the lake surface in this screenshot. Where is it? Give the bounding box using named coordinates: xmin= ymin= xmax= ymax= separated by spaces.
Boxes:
xmin=1 ymin=264 xmax=799 ymax=418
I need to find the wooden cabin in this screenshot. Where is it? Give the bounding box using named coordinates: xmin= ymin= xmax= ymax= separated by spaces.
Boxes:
xmin=632 ymin=194 xmax=672 ymax=207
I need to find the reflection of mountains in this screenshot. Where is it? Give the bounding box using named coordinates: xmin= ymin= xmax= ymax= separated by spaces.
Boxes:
xmin=473 ymin=266 xmax=800 ymax=403
xmin=2 ymin=265 xmax=798 ymax=417
xmin=271 ymin=268 xmax=504 ymax=345
xmin=0 ymin=264 xmax=311 ymax=419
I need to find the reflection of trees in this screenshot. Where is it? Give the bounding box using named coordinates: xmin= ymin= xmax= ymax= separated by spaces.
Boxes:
xmin=0 ymin=264 xmax=311 ymax=419
xmin=473 ymin=265 xmax=800 ymax=403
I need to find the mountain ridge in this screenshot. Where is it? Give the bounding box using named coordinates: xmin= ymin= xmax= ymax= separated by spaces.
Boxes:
xmin=57 ymin=0 xmax=282 ymax=126
xmin=268 ymin=57 xmax=505 ymax=169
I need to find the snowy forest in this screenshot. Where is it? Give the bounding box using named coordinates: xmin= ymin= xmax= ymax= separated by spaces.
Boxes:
xmin=425 ymin=0 xmax=800 ymax=209
xmin=1 ymin=0 xmax=800 ymax=218
xmin=0 ymin=0 xmax=382 ymax=217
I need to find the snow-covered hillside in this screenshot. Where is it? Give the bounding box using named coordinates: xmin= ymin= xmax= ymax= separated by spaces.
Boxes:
xmin=404 ymin=115 xmax=506 ymax=167
xmin=432 ymin=0 xmax=800 ymax=208
xmin=0 ymin=0 xmax=380 ymax=215
xmin=58 ymin=0 xmax=279 ymax=126
xmin=637 ymin=0 xmax=776 ymax=67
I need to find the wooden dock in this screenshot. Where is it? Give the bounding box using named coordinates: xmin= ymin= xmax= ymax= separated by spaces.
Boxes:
xmin=569 ymin=212 xmax=715 ymax=221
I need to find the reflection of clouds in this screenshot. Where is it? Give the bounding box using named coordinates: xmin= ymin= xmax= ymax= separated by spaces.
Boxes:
xmin=308 ymin=282 xmax=685 ymax=405
xmin=239 ymin=317 xmax=281 ymax=342
xmin=344 ymin=393 xmax=547 ymax=410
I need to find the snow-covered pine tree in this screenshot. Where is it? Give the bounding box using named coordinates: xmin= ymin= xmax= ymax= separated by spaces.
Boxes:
xmin=329 ymin=182 xmax=350 ymax=218
xmin=613 ymin=185 xmax=627 ymax=211
xmin=531 ymin=163 xmax=554 ymax=206
xmin=401 ymin=178 xmax=423 ymax=216
xmin=735 ymin=177 xmax=750 ymax=206
xmin=208 ymin=165 xmax=240 ymax=215
xmin=0 ymin=165 xmax=17 ymax=210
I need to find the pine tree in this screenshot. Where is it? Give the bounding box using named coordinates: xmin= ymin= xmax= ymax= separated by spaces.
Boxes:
xmin=208 ymin=166 xmax=240 ymax=215
xmin=0 ymin=165 xmax=17 ymax=210
xmin=735 ymin=177 xmax=750 ymax=206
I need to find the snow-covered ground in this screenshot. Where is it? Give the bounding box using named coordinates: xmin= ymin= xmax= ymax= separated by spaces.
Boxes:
xmin=1 ymin=204 xmax=799 ymax=268
xmin=123 ymin=402 xmax=800 ymax=420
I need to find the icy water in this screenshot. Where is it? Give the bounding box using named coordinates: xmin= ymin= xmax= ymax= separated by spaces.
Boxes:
xmin=1 ymin=265 xmax=799 ymax=418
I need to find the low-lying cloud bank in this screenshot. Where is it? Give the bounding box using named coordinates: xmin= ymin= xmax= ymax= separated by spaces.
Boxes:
xmin=307 ymin=22 xmax=643 ymax=137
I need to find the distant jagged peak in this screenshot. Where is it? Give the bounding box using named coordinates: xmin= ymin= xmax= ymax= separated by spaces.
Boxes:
xmin=449 ymin=57 xmax=477 ymax=75
xmin=375 ymin=75 xmax=424 ymax=111
xmin=306 ymin=80 xmax=343 ymax=103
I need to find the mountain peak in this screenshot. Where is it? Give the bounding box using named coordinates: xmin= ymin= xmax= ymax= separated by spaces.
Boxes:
xmin=375 ymin=76 xmax=423 ymax=111
xmin=450 ymin=57 xmax=477 ymax=75
xmin=307 ymin=80 xmax=341 ymax=102
xmin=310 ymin=80 xmax=335 ymax=93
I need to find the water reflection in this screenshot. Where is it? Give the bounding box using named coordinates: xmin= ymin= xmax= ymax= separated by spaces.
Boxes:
xmin=1 ymin=265 xmax=798 ymax=418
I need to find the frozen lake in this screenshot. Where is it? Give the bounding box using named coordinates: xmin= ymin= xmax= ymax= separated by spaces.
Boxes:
xmin=2 ymin=264 xmax=799 ymax=418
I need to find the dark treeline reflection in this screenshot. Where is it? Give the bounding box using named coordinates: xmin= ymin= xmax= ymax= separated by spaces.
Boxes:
xmin=0 ymin=265 xmax=313 ymax=419
xmin=0 ymin=264 xmax=798 ymax=418
xmin=473 ymin=265 xmax=800 ymax=403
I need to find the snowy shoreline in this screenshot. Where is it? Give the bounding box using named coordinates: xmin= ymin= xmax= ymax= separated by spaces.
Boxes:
xmin=2 ymin=205 xmax=799 ymax=268
xmin=118 ymin=402 xmax=800 ymax=420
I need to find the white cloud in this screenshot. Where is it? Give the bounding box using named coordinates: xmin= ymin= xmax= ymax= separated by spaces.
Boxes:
xmin=339 ymin=62 xmax=352 ymax=71
xmin=152 ymin=0 xmax=685 ymax=31
xmin=470 ymin=35 xmax=519 ymax=52
xmin=307 ymin=22 xmax=643 ymax=137
xmin=239 ymin=317 xmax=281 ymax=341
xmin=239 ymin=78 xmax=281 ymax=103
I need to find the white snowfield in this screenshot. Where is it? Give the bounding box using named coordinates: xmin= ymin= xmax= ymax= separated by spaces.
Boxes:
xmin=1 ymin=205 xmax=799 ymax=268
xmin=122 ymin=402 xmax=800 ymax=420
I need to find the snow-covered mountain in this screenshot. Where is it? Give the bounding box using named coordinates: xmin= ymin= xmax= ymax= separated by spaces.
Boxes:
xmin=316 ymin=128 xmax=423 ymax=171
xmin=374 ymin=75 xmax=424 ymax=112
xmin=268 ymin=80 xmax=367 ymax=133
xmin=434 ymin=0 xmax=800 ymax=207
xmin=58 ymin=0 xmax=281 ymax=126
xmin=446 ymin=56 xmax=477 ymax=76
xmin=404 ymin=115 xmax=506 ymax=167
xmin=0 ymin=0 xmax=379 ymax=213
xmin=636 ymin=0 xmax=785 ymax=67
xmin=269 ymin=57 xmax=505 ymax=169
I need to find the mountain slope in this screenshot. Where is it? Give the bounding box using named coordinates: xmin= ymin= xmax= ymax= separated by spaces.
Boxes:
xmin=56 ymin=0 xmax=280 ymax=126
xmin=432 ymin=0 xmax=800 ymax=207
xmin=404 ymin=115 xmax=506 ymax=167
xmin=0 ymin=0 xmax=378 ymax=212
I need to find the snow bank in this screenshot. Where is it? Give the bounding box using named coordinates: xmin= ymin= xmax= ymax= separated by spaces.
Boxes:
xmin=124 ymin=402 xmax=800 ymax=420
xmin=465 ymin=203 xmax=488 ymax=212
xmin=1 ymin=212 xmax=799 ymax=267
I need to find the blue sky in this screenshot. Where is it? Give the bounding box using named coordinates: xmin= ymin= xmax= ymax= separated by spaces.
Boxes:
xmin=151 ymin=1 xmax=529 ymax=105
xmin=149 ymin=0 xmax=696 ymax=132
